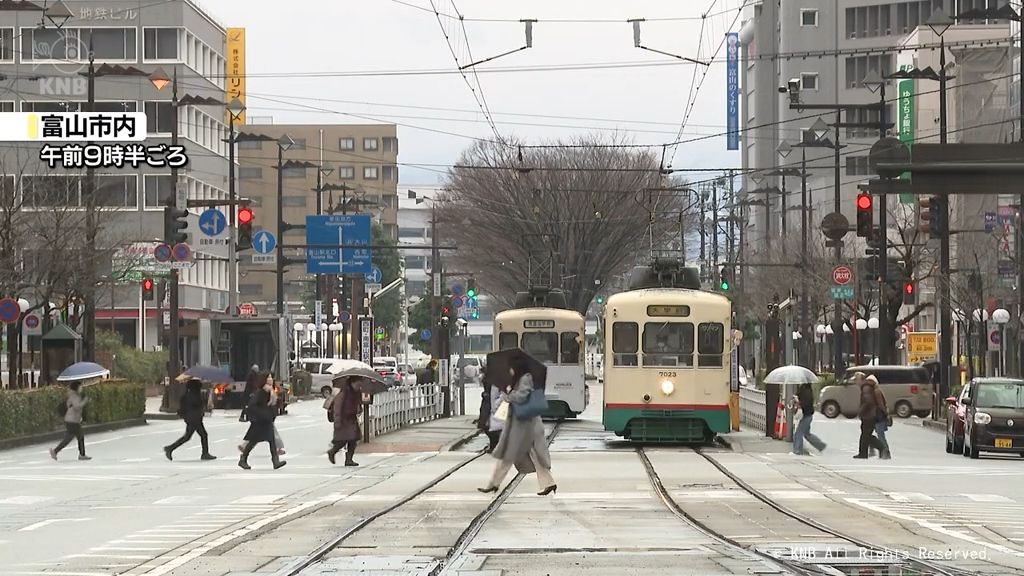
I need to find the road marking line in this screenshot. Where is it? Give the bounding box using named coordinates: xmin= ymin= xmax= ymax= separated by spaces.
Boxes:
xmin=92 ymin=546 xmax=166 ymax=551
xmin=7 ymin=572 xmax=114 ymax=575
xmin=885 ymin=492 xmax=934 ymax=502
xmin=0 ymin=496 xmax=53 ymax=505
xmin=19 ymin=518 xmax=90 ymax=531
xmin=763 ymin=490 xmax=827 ymax=500
xmin=122 ymin=458 xmax=151 ymax=463
xmin=230 ymin=494 xmax=285 ymax=505
xmin=112 ymin=540 xmax=174 ymax=544
xmin=670 ymin=490 xmax=752 ymax=499
xmin=153 ymin=496 xmax=192 ymax=505
xmin=66 ymin=554 xmax=151 ymax=559
xmin=962 ymin=493 xmax=1014 ymax=502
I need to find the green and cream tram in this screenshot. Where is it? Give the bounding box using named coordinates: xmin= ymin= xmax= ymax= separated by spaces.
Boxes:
xmin=494 ymin=307 xmax=589 ymax=418
xmin=602 ymin=262 xmax=732 ymax=442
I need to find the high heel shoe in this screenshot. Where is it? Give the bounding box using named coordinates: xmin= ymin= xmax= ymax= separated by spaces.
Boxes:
xmin=537 ymin=484 xmax=557 ymax=496
xmin=477 ymin=486 xmax=498 ymax=493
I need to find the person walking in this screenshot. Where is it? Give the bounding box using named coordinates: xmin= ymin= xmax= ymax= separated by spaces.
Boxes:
xmin=325 ymin=377 xmax=362 ymax=466
xmin=791 ymin=382 xmax=826 ymax=456
xmin=478 ymin=358 xmax=555 ymax=495
xmin=239 ymin=364 xmax=260 ymax=422
xmin=484 ymin=380 xmax=504 ymax=452
xmin=164 ymin=379 xmax=216 ymax=461
xmin=50 ymin=381 xmax=91 ymax=461
xmin=853 ymin=372 xmax=886 ymax=459
xmin=238 ymin=372 xmax=286 ymax=470
xmin=867 ymin=375 xmax=892 ymax=459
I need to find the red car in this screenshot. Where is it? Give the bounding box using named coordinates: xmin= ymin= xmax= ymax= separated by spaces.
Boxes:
xmin=945 ymin=382 xmax=972 ymax=454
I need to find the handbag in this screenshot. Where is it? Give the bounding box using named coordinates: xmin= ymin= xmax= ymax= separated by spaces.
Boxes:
xmin=513 ymin=388 xmax=549 ymax=420
xmin=493 ymin=400 xmax=509 ymax=422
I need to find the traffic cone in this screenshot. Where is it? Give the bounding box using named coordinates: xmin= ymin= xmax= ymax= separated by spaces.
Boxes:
xmin=773 ymin=401 xmax=787 ymax=439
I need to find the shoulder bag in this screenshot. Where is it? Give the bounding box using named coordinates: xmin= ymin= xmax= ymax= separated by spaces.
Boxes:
xmin=513 ymin=388 xmax=549 ymax=420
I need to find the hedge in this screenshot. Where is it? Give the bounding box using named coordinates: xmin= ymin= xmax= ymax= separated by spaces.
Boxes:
xmin=0 ymin=380 xmax=145 ymax=441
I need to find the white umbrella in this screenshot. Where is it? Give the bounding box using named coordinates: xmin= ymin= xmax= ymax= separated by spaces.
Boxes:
xmin=763 ymin=365 xmax=818 ymax=386
xmin=327 ymin=359 xmax=389 ymax=394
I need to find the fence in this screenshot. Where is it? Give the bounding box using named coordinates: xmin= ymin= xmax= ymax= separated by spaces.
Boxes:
xmin=739 ymin=385 xmax=767 ymax=434
xmin=367 ymin=381 xmax=463 ymax=439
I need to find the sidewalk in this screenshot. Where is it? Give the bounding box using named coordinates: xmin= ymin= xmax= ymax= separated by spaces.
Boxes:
xmin=359 ymin=415 xmax=479 ymax=453
xmin=145 ymin=395 xmax=178 ymax=420
xmin=722 ymin=428 xmax=793 ymax=453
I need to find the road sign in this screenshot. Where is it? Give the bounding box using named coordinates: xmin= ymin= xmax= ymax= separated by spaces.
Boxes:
xmin=375 ymin=326 xmax=385 ymax=335
xmin=305 ymin=214 xmax=372 ymax=275
xmin=365 ymin=283 xmax=382 ymax=293
xmin=420 ymin=328 xmax=432 ymax=341
xmin=989 ymin=327 xmax=1002 ymax=350
xmin=239 ymin=303 xmax=258 ymax=317
xmin=154 ymin=243 xmax=172 ymax=263
xmin=163 ymin=311 xmax=171 ymax=327
xmin=832 ymin=265 xmax=853 ymax=286
xmin=830 ymin=286 xmax=854 ymax=300
xmin=359 ymin=316 xmax=373 ymax=365
xmin=23 ymin=313 xmax=41 ymax=336
xmin=171 ymin=243 xmax=191 ymax=262
xmin=315 ymin=300 xmax=323 ymax=327
xmin=906 ymin=331 xmax=937 ymax=363
xmin=0 ymin=298 xmax=20 ymax=324
xmin=339 ymin=310 xmax=352 ymax=323
xmin=198 ymin=209 xmax=226 ymax=237
xmin=451 ymin=283 xmax=464 ymax=296
xmin=365 ymin=266 xmax=382 ymax=284
xmin=451 ymin=295 xmax=464 ymax=308
xmin=251 ymin=254 xmax=277 ymax=265
xmin=821 ymin=212 xmax=851 ymax=240
xmin=253 ymin=230 xmax=276 ymax=255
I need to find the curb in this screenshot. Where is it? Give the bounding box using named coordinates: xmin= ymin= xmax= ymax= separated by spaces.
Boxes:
xmin=145 ymin=412 xmax=180 ymax=421
xmin=921 ymin=418 xmax=945 ymax=431
xmin=443 ymin=428 xmax=481 ymax=452
xmin=0 ymin=418 xmax=148 ymax=451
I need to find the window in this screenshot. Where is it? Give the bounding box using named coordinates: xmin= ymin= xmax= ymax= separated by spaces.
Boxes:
xmin=144 ymin=28 xmax=179 ymax=60
xmin=801 ymin=9 xmax=818 ymax=26
xmin=93 ymin=101 xmax=137 ymax=113
xmin=91 ymin=175 xmax=137 ymax=208
xmin=612 ymin=322 xmax=638 ymax=366
xmin=642 ymin=322 xmax=694 ymax=367
xmin=521 ymin=332 xmax=558 ymax=364
xmin=363 ymin=166 xmax=379 ymax=179
xmin=383 ymin=137 xmax=398 ymax=153
xmin=240 ymin=284 xmax=263 ymax=296
xmin=845 ymin=54 xmax=893 ymax=89
xmin=22 ymin=101 xmax=80 ymax=113
xmin=697 ymin=322 xmax=724 ymax=367
xmin=0 ymin=28 xmax=13 ymax=61
xmin=144 ymin=174 xmax=174 ymax=208
xmin=144 ymin=101 xmax=173 ymax=134
xmin=338 ymin=166 xmax=355 ymax=180
xmin=801 ymin=73 xmax=819 ymax=91
xmin=846 ymin=155 xmax=871 ymax=176
xmin=398 ymin=227 xmax=425 ymax=239
xmin=404 ymin=255 xmax=426 ymax=269
xmin=0 ymin=102 xmax=12 ymax=113
xmin=499 ymin=332 xmax=519 ymax=350
xmin=282 ymin=167 xmax=307 ymax=178
xmin=23 ymin=176 xmax=78 ymax=207
xmin=382 ymin=165 xmax=398 ymax=182
xmin=339 ymin=137 xmax=355 ymax=151
xmin=560 ymin=332 xmax=580 ymax=364
xmin=238 ymin=139 xmax=262 ymax=150
xmin=291 ymin=138 xmax=306 ymax=150
xmin=27 ymin=28 xmax=136 ymax=61
xmin=363 ymin=137 xmax=379 ymax=151
xmin=846 ymin=106 xmax=894 ymax=138
xmin=239 ymin=167 xmax=263 ymax=179
xmin=90 ymin=27 xmax=137 ymax=60
xmin=282 ymin=196 xmax=308 ymax=207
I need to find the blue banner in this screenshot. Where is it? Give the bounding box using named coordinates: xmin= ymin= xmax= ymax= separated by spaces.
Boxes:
xmin=726 ymin=32 xmax=739 ymax=151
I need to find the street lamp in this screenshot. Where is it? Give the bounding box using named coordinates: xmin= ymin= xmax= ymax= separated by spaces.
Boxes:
xmin=42 ymin=0 xmax=73 ymax=29
xmin=993 ymin=308 xmax=1010 ymax=376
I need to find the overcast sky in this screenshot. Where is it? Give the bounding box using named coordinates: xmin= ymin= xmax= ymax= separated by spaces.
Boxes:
xmin=209 ymin=0 xmax=746 ymax=184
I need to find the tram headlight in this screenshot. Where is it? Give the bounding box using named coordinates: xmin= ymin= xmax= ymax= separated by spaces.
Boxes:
xmin=661 ymin=379 xmax=674 ymax=395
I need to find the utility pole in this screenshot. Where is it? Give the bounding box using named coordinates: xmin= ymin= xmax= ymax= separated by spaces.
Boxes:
xmin=168 ymin=67 xmax=181 ymax=381
xmin=83 ymin=38 xmax=97 ymax=362
xmin=430 ymin=201 xmax=440 ymax=358
xmin=936 ymin=41 xmax=954 ymax=409
xmin=227 ymin=114 xmax=238 ymax=316
xmin=832 ymin=110 xmax=846 ymax=378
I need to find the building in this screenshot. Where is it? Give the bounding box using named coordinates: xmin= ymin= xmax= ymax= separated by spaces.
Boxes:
xmin=398 ymin=185 xmax=441 ymax=300
xmin=0 ymin=0 xmax=230 ymax=362
xmin=237 ymin=123 xmax=399 ymax=319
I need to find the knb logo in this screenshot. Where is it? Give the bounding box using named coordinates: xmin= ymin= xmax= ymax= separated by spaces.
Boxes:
xmin=34 ymin=29 xmax=91 ymax=95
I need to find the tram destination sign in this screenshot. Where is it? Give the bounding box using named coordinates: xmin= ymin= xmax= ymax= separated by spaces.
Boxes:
xmin=523 ymin=319 xmax=555 ymax=329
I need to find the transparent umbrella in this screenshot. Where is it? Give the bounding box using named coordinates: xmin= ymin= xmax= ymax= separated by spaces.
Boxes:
xmin=763 ymin=365 xmax=818 ymax=386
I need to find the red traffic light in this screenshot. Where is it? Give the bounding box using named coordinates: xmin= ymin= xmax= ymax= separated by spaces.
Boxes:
xmin=857 ymin=193 xmax=872 ymax=211
xmin=142 ymin=278 xmax=154 ymax=290
xmin=904 ymin=282 xmax=914 ymax=295
xmin=441 ymin=306 xmax=450 ymax=315
xmin=238 ymin=207 xmax=253 ymax=224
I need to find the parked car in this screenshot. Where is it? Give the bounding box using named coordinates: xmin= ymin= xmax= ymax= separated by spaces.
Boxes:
xmin=819 ymin=365 xmax=933 ymax=419
xmin=960 ymin=377 xmax=1024 ymax=459
xmin=945 ymin=381 xmax=971 ymax=454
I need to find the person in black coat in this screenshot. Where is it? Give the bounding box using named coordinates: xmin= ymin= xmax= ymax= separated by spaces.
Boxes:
xmin=164 ymin=379 xmax=216 ymax=461
xmin=239 ymin=364 xmax=260 ymax=421
xmin=238 ymin=371 xmax=286 ymax=470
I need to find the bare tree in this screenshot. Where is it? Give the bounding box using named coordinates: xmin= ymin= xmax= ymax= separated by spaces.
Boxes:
xmin=438 ymin=135 xmax=688 ymax=313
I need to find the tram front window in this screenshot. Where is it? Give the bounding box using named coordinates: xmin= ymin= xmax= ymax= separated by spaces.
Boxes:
xmin=521 ymin=332 xmax=558 ymax=364
xmin=560 ymin=332 xmax=580 ymax=364
xmin=642 ymin=322 xmax=694 ymax=367
xmin=498 ymin=332 xmax=519 ymax=351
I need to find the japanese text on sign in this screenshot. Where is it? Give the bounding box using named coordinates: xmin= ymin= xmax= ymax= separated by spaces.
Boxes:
xmin=725 ymin=33 xmax=739 ymax=150
xmin=39 ymin=143 xmax=189 ymax=169
xmin=0 ymin=113 xmax=146 ymax=141
xmin=226 ymin=29 xmax=246 ymax=125
xmin=79 ymin=7 xmax=138 ymax=19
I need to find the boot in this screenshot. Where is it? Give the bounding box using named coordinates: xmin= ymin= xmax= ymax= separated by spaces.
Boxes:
xmin=327 ymin=448 xmax=337 ymax=465
xmin=345 ymin=443 xmax=358 ymax=467
xmin=164 ymin=446 xmax=173 ymax=461
xmin=201 ymin=453 xmax=217 ymax=461
xmin=238 ymin=444 xmax=253 ymax=470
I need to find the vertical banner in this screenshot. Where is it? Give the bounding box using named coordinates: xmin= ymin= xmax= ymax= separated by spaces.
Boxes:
xmin=897 ymin=65 xmax=914 ymax=203
xmin=726 ymin=32 xmax=739 ymax=151
xmin=226 ymin=28 xmax=246 ymax=125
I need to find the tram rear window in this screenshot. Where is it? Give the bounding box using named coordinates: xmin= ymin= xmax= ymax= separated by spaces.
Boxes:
xmin=498 ymin=332 xmax=518 ymax=351
xmin=698 ymin=322 xmax=725 ymax=367
xmin=611 ymin=322 xmax=638 ymax=366
xmin=521 ymin=332 xmax=557 ymax=364
xmin=647 ymin=305 xmax=690 ymax=317
xmin=560 ymin=332 xmax=580 ymax=364
xmin=642 ymin=322 xmax=695 ymax=367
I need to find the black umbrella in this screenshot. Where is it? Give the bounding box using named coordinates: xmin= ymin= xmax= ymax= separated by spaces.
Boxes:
xmin=176 ymin=365 xmax=233 ymax=385
xmin=485 ymin=348 xmax=547 ymax=392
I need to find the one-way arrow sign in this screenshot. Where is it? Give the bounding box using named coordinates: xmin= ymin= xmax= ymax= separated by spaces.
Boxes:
xmin=253 ymin=230 xmax=276 ymax=254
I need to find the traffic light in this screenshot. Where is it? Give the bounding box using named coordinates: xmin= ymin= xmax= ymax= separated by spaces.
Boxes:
xmin=237 ymin=207 xmax=254 ymax=250
xmin=470 ymin=308 xmax=480 ymax=320
xmin=142 ymin=278 xmax=154 ymax=301
xmin=928 ymin=195 xmax=945 ymax=237
xmin=903 ymin=281 xmax=916 ymax=305
xmin=466 ymin=278 xmax=477 ymax=299
xmin=596 ymin=295 xmax=604 ymax=305
xmin=856 ymin=193 xmax=873 ymax=237
xmin=163 ymin=206 xmax=188 ymax=245
xmin=918 ymin=196 xmax=932 ymax=236
xmin=719 ymin=265 xmax=731 ymax=291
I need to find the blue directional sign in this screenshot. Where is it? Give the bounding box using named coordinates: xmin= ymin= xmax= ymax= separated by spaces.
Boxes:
xmin=339 ymin=310 xmax=352 ymax=323
xmin=198 ymin=209 xmax=226 ymax=237
xmin=252 ymin=230 xmax=276 ymax=254
xmin=420 ymin=328 xmax=432 ymax=341
xmin=305 ymin=214 xmax=371 ymax=275
xmin=365 ymin=266 xmax=382 ymax=284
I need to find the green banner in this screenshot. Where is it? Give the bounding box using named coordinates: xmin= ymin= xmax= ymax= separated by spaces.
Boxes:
xmin=897 ymin=72 xmax=915 ymax=204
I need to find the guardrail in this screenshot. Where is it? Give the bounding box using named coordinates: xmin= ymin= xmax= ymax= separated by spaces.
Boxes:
xmin=739 ymin=385 xmax=767 ymax=434
xmin=366 ymin=381 xmax=463 ymax=439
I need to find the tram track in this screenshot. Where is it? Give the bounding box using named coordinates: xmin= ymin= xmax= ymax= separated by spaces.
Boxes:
xmin=273 ymin=422 xmax=561 ymax=576
xmin=694 ymin=449 xmax=975 ymax=576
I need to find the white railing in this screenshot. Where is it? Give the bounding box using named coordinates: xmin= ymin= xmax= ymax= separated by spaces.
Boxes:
xmin=367 ymin=381 xmax=462 ymax=439
xmin=739 ymin=385 xmax=767 ymax=434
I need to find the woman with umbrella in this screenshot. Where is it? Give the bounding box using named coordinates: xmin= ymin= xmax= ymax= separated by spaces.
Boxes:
xmin=325 ymin=376 xmax=364 ymax=466
xmin=164 ymin=378 xmax=216 ymax=461
xmin=238 ymin=371 xmax=286 ymax=470
xmin=478 ymin=355 xmax=556 ymax=496
xmin=49 ymin=362 xmax=108 ymax=461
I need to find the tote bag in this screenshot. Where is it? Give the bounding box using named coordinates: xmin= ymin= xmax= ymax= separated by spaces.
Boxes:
xmin=493 ymin=400 xmax=509 ymax=422
xmin=513 ymin=388 xmax=549 ymax=420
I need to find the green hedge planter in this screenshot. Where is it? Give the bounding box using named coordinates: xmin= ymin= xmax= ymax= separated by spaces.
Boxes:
xmin=0 ymin=381 xmax=145 ymax=441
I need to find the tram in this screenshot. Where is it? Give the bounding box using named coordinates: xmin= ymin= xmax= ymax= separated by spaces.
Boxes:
xmin=493 ymin=289 xmax=589 ymax=419
xmin=602 ymin=259 xmax=732 ymax=442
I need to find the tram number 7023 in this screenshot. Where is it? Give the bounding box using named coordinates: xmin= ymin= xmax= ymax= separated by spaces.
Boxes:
xmin=658 ymin=372 xmax=677 ymax=378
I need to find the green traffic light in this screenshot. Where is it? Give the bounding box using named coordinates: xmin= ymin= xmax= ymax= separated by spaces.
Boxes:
xmin=720 ymin=281 xmax=730 ymax=291
xmin=467 ymin=288 xmax=477 ymax=298
xmin=596 ymin=296 xmax=604 ymax=304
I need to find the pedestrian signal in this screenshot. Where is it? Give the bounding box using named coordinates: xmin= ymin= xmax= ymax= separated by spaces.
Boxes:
xmin=142 ymin=278 xmax=155 ymax=301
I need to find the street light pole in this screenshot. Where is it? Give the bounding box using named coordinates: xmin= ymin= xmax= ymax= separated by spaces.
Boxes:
xmin=276 ymin=141 xmax=285 ymax=316
xmin=169 ymin=68 xmax=181 ymax=381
